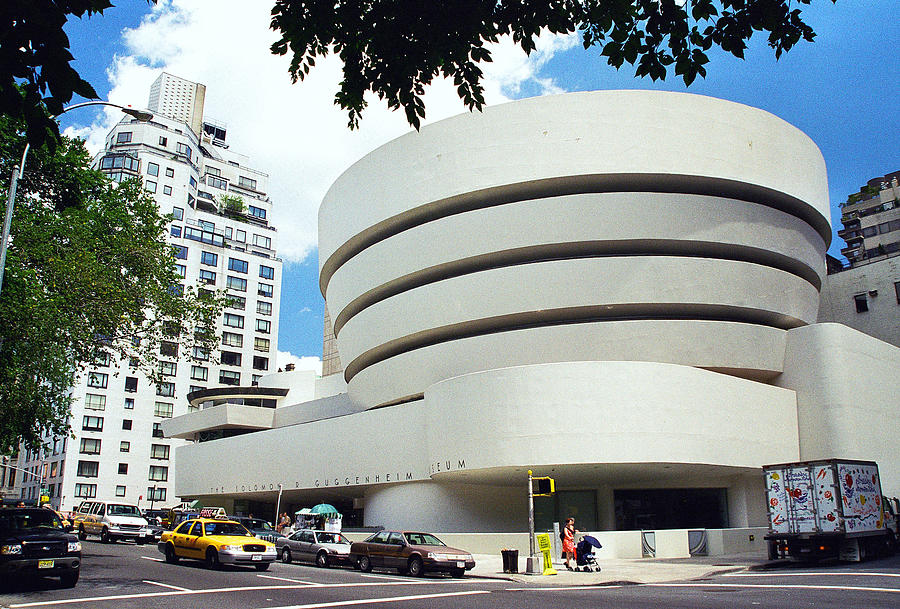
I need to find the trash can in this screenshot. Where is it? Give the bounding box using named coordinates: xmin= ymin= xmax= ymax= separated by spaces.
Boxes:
xmin=501 ymin=549 xmax=519 ymax=573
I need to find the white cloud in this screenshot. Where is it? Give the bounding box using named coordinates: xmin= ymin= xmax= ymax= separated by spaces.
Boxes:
xmin=276 ymin=351 xmax=322 ymax=376
xmin=66 ymin=0 xmax=574 ymax=263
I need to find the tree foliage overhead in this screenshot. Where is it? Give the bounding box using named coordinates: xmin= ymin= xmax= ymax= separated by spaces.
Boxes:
xmin=0 ymin=115 xmax=224 ymax=452
xmin=270 ymin=0 xmax=835 ymax=129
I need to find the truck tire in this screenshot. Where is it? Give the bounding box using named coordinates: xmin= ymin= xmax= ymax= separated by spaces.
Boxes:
xmin=60 ymin=570 xmax=79 ymax=588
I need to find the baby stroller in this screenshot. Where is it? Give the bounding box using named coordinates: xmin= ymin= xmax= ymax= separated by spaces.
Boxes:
xmin=575 ymin=535 xmax=602 ymax=572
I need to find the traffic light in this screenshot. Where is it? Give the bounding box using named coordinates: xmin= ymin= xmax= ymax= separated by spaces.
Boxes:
xmin=533 ymin=477 xmax=555 ymax=496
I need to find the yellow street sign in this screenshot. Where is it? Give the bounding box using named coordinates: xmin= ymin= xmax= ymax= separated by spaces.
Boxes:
xmin=535 ymin=533 xmax=558 ymax=575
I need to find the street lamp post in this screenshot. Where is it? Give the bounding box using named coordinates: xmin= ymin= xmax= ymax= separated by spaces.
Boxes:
xmin=0 ymin=101 xmax=153 ymax=298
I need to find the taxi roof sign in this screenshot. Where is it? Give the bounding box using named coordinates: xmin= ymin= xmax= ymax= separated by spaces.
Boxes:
xmin=198 ymin=507 xmax=227 ymax=519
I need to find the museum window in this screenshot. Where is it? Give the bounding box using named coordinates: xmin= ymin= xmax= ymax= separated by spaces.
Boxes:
xmin=854 ymin=293 xmax=868 ymax=313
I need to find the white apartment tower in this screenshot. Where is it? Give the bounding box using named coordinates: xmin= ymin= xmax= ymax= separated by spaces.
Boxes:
xmin=15 ymin=74 xmax=282 ymax=512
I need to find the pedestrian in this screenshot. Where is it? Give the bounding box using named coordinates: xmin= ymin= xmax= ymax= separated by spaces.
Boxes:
xmin=561 ymin=517 xmax=579 ymax=570
xmin=277 ymin=511 xmax=290 ymax=533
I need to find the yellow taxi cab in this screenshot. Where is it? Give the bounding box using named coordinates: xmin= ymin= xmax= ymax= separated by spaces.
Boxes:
xmin=157 ymin=517 xmax=276 ymax=570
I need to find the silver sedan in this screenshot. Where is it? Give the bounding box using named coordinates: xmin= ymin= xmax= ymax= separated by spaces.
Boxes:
xmin=276 ymin=529 xmax=352 ymax=568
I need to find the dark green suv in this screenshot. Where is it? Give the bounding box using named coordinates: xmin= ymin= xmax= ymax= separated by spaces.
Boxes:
xmin=0 ymin=508 xmax=81 ymax=587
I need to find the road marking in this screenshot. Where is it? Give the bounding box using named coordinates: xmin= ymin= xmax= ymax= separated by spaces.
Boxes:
xmin=8 ymin=581 xmax=479 ymax=607
xmin=643 ymin=583 xmax=900 ymax=594
xmin=142 ymin=580 xmax=191 ymax=591
xmin=356 ymin=572 xmax=418 ymax=582
xmin=140 ymin=556 xmax=163 ymax=562
xmin=265 ymin=590 xmax=490 ymax=609
xmin=257 ymin=574 xmax=321 ymax=585
xmin=726 ymin=571 xmax=900 ymax=578
xmin=506 ymin=586 xmax=623 ymax=591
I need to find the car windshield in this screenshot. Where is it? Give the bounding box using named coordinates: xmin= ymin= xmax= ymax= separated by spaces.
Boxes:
xmin=245 ymin=519 xmax=273 ymax=531
xmin=317 ymin=532 xmax=349 ymax=545
xmin=204 ymin=522 xmax=251 ymax=537
xmin=108 ymin=504 xmax=141 ymax=517
xmin=0 ymin=511 xmax=63 ymax=531
xmin=404 ymin=532 xmax=446 ymax=546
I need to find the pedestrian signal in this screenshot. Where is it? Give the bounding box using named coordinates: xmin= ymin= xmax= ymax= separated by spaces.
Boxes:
xmin=533 ymin=477 xmax=555 ymax=496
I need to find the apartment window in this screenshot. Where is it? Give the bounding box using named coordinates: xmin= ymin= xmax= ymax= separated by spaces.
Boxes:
xmin=239 ymin=176 xmax=257 ymax=190
xmin=163 ymin=185 xmax=172 ymax=196
xmin=192 ymin=346 xmax=209 ymax=361
xmin=221 ymin=351 xmax=242 ymax=367
xmin=160 ymin=341 xmax=178 ymax=357
xmin=224 ymin=313 xmax=244 ymax=328
xmin=156 ymin=382 xmax=175 ymax=398
xmin=173 ymin=264 xmax=186 ymax=279
xmin=189 ymin=385 xmax=205 ymax=394
xmin=152 ymin=423 xmax=164 ymax=438
xmin=220 ymin=370 xmax=240 ymax=385
xmin=201 ymin=251 xmax=218 ymax=266
xmin=256 ymin=319 xmax=271 ymax=334
xmin=124 ymin=376 xmax=138 ymax=392
xmin=149 ymin=466 xmax=169 ymax=482
xmin=124 ymin=397 xmax=134 ymax=410
xmin=235 ymin=229 xmax=246 ymax=242
xmin=227 ymin=276 xmax=247 ymax=292
xmin=118 ymin=463 xmax=128 ymax=475
xmin=148 ymin=487 xmax=166 ymax=502
xmin=228 ymin=258 xmax=248 ymax=273
xmin=145 ymin=180 xmax=157 ymax=193
xmin=259 ymin=265 xmax=274 ymax=279
xmin=254 ymin=337 xmax=270 ymax=352
xmin=116 ymin=131 xmax=132 ymax=144
xmin=120 ymin=441 xmax=130 ymax=452
xmin=253 ymin=234 xmax=272 ymax=249
xmin=252 ymin=374 xmax=262 ymax=384
xmin=253 ymin=356 xmax=269 ymax=371
xmin=115 ymin=485 xmax=126 ymax=497
xmin=248 ymin=205 xmax=266 ymax=219
xmin=84 ymin=393 xmax=106 ymax=411
xmin=206 ymin=166 xmax=221 ymax=177
xmin=199 ymin=269 xmax=216 ymax=284
xmin=122 ymin=419 xmax=133 ymax=430
xmin=258 ymin=283 xmax=273 ymax=298
xmin=159 ymin=361 xmax=177 ymax=376
xmin=76 ymin=461 xmax=99 ymax=478
xmin=87 ymin=371 xmax=108 ymax=389
xmin=189 ymin=176 xmax=197 ymax=189
xmin=227 ymin=295 xmax=246 ymax=310
xmin=74 ymin=484 xmax=97 ymax=498
xmin=170 ymin=225 xmax=182 ymax=238
xmin=854 ymin=293 xmax=869 ymax=313
xmin=190 ymin=365 xmax=208 ymax=381
xmin=92 ymin=351 xmax=110 ymax=367
xmin=257 ymin=301 xmax=272 ymax=316
xmin=176 ymin=142 xmax=191 ymax=160
xmin=147 ymin=162 xmax=159 ymax=177
xmin=154 ymin=402 xmax=173 ymax=418
xmin=79 ymin=438 xmax=101 ymax=455
xmin=222 ymin=332 xmax=243 ymax=347
xmin=207 ymin=175 xmax=228 ymax=190
xmin=82 ymin=416 xmax=103 ymax=432
xmin=174 ymin=245 xmax=188 ymax=259
xmin=172 ymin=206 xmax=184 ymax=220
xmin=159 ymin=136 xmax=168 ymax=147
xmin=150 ymin=444 xmax=170 ymax=460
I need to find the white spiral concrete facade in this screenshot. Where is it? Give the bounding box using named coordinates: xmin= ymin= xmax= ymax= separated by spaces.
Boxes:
xmin=319 ymin=90 xmax=830 ymax=409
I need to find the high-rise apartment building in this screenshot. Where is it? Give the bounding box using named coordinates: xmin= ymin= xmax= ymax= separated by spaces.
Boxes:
xmin=14 ymin=74 xmax=281 ymax=512
xmin=837 ymin=170 xmax=900 ymax=266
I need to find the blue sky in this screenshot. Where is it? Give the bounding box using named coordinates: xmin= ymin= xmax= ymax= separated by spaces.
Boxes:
xmin=61 ymin=0 xmax=899 ymax=364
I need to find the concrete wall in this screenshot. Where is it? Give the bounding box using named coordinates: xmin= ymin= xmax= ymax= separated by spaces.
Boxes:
xmin=819 ymin=256 xmax=900 ymax=348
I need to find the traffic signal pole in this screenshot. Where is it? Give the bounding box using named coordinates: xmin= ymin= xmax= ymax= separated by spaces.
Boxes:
xmin=527 ymin=470 xmax=535 ymax=558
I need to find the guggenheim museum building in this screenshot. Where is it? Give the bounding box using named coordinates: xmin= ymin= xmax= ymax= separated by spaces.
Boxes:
xmin=164 ymin=90 xmax=900 ymax=544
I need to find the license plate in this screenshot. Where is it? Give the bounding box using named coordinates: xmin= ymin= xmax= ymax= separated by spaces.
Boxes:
xmin=251 ymin=554 xmax=262 ymax=561
xmin=38 ymin=560 xmax=55 ymax=569
xmin=456 ymin=561 xmax=465 ymax=568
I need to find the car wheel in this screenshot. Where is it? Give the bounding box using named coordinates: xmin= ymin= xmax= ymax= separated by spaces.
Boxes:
xmin=78 ymin=526 xmax=86 ymax=541
xmin=358 ymin=555 xmax=372 ymax=572
xmin=255 ymin=563 xmax=270 ymax=571
xmin=205 ymin=547 xmax=221 ymax=570
xmin=316 ymin=552 xmax=329 ymax=568
xmin=450 ymin=568 xmax=465 ymax=578
xmin=407 ymin=556 xmax=424 ymax=577
xmin=165 ymin=543 xmax=179 ymax=564
xmin=100 ymin=528 xmax=111 ymax=544
xmin=59 ymin=570 xmax=79 ymax=588
xmin=136 ymin=537 xmax=147 ymax=545
xmin=396 ymin=566 xmax=408 ymax=575
xmin=281 ymin=547 xmax=292 ymax=564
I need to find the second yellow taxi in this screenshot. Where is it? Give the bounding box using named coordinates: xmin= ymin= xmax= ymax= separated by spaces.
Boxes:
xmin=157 ymin=517 xmax=277 ymax=570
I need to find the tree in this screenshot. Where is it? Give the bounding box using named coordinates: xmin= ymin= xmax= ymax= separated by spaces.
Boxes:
xmin=0 ymin=114 xmax=224 ymax=452
xmin=270 ymin=0 xmax=836 ymax=129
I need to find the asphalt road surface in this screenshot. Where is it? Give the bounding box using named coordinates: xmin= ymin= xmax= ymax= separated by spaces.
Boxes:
xmin=2 ymin=541 xmax=900 ymax=609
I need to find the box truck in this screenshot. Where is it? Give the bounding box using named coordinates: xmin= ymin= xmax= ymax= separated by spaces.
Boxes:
xmin=764 ymin=459 xmax=899 ymax=561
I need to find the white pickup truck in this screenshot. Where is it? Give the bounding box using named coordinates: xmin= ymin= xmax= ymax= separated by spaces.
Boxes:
xmin=764 ymin=459 xmax=899 ymax=561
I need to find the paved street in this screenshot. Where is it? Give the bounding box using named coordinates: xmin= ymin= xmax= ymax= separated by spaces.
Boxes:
xmin=3 ymin=540 xmax=900 ymax=609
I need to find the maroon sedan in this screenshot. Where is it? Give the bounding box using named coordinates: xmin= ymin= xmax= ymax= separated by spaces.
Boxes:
xmin=349 ymin=531 xmax=475 ymax=577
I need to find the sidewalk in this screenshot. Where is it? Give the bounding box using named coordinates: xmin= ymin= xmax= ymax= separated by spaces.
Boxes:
xmin=467 ymin=552 xmax=771 ymax=585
